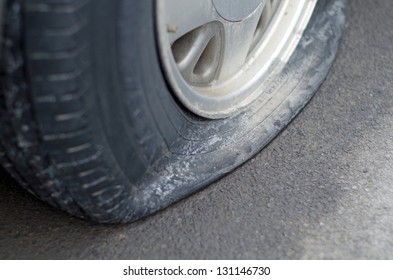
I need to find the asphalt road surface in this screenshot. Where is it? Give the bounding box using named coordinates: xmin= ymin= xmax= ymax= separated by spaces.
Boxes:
xmin=1 ymin=0 xmax=393 ymax=259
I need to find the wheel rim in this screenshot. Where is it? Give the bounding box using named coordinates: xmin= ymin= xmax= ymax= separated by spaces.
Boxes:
xmin=156 ymin=0 xmax=317 ymax=119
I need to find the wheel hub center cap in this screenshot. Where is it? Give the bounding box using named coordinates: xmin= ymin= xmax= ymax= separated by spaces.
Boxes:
xmin=212 ymin=0 xmax=264 ymax=22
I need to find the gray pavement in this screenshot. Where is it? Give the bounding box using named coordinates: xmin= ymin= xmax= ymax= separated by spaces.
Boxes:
xmin=1 ymin=0 xmax=393 ymax=259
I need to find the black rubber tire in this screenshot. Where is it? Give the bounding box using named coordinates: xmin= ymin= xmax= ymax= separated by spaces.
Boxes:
xmin=0 ymin=0 xmax=347 ymax=223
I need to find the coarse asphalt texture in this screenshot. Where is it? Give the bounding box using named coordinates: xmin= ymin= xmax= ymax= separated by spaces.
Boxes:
xmin=1 ymin=0 xmax=393 ymax=259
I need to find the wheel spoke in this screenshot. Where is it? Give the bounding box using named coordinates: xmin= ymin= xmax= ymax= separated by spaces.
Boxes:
xmin=173 ymin=23 xmax=222 ymax=84
xmin=217 ymin=4 xmax=265 ymax=81
xmin=159 ymin=0 xmax=219 ymax=45
xmin=249 ymin=0 xmax=281 ymax=55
